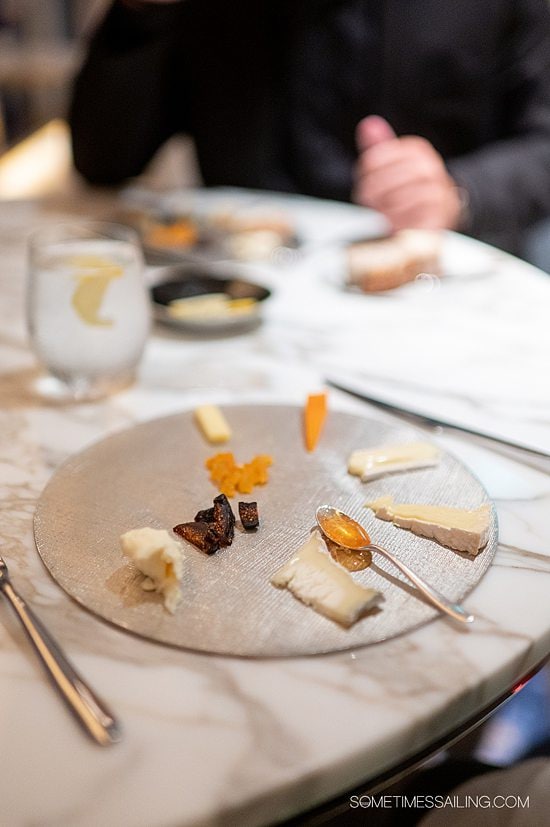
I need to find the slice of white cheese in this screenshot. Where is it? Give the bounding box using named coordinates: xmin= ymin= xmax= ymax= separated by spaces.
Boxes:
xmin=271 ymin=529 xmax=382 ymax=626
xmin=120 ymin=527 xmax=185 ymax=613
xmin=366 ymin=496 xmax=491 ymax=555
xmin=348 ymin=442 xmax=440 ymax=481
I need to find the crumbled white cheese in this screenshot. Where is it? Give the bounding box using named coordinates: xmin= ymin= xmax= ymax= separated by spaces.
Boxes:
xmin=120 ymin=527 xmax=185 ymax=613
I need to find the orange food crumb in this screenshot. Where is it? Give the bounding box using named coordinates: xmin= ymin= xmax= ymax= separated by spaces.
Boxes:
xmin=206 ymin=452 xmax=273 ymax=496
xmin=146 ymin=219 xmax=199 ymax=249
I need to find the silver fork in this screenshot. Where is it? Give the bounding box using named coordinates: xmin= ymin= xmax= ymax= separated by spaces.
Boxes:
xmin=0 ymin=555 xmax=121 ymax=746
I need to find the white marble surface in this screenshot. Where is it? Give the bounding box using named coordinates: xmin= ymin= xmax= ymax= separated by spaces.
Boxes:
xmin=1 ymin=190 xmax=550 ymax=827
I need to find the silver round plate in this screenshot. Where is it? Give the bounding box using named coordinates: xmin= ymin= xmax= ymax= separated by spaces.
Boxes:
xmin=33 ymin=405 xmax=497 ymax=657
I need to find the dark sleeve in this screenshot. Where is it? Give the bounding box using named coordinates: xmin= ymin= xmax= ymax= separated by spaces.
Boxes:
xmin=446 ymin=0 xmax=550 ymax=251
xmin=69 ymin=1 xmax=189 ymax=185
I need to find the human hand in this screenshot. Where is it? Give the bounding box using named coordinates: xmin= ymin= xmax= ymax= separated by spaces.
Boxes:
xmin=354 ymin=116 xmax=462 ymax=231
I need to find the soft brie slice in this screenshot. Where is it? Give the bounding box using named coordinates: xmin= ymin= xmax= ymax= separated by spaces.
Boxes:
xmin=348 ymin=442 xmax=440 ymax=481
xmin=271 ymin=530 xmax=382 ymax=626
xmin=366 ymin=496 xmax=491 ymax=555
xmin=120 ymin=527 xmax=185 ymax=613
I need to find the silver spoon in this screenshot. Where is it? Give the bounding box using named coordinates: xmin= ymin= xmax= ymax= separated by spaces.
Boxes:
xmin=315 ymin=506 xmax=474 ymax=625
xmin=0 ymin=555 xmax=121 ymax=745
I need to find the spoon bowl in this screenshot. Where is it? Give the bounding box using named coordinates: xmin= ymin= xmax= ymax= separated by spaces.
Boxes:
xmin=315 ymin=505 xmax=474 ymax=625
xmin=316 ymin=504 xmax=371 ymax=548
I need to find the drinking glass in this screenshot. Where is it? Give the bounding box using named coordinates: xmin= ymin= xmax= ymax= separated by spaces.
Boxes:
xmin=27 ymin=221 xmax=150 ymax=401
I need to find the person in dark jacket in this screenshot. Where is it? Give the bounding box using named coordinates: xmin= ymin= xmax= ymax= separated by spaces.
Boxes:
xmin=70 ymin=0 xmax=550 ymax=254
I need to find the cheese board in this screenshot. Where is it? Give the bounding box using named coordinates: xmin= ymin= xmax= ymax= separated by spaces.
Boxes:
xmin=33 ymin=405 xmax=498 ymax=657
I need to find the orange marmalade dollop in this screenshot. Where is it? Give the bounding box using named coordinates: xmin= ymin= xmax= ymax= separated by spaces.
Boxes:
xmin=205 ymin=452 xmax=273 ymax=497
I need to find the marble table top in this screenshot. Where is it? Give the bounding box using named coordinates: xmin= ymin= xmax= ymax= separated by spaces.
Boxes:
xmin=1 ymin=189 xmax=550 ymax=827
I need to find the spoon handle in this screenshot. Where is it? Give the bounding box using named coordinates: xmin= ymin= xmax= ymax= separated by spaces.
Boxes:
xmin=368 ymin=544 xmax=474 ymax=625
xmin=0 ymin=579 xmax=121 ymax=745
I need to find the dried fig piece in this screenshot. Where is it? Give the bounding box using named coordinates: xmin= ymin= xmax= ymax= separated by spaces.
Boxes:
xmin=211 ymin=493 xmax=235 ymax=546
xmin=176 ymin=494 xmax=236 ymax=554
xmin=173 ymin=521 xmax=219 ymax=555
xmin=194 ymin=507 xmax=215 ymax=523
xmin=238 ymin=501 xmax=259 ymax=530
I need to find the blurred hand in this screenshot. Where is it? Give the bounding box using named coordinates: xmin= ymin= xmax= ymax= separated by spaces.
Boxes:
xmin=354 ymin=116 xmax=462 ymax=231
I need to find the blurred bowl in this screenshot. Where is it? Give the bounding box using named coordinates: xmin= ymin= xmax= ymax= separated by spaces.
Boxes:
xmin=150 ymin=264 xmax=271 ymax=334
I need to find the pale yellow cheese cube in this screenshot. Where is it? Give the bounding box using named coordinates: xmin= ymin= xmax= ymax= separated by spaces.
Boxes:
xmin=194 ymin=404 xmax=232 ymax=444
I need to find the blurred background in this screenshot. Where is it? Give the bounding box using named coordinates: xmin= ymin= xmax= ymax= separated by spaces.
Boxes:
xmin=2 ymin=0 xmax=550 ymax=268
xmin=0 ymin=0 xmax=199 ymax=196
xmin=0 ymin=0 xmax=94 ymax=145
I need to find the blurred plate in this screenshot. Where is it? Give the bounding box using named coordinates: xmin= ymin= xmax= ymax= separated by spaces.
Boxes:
xmin=114 ymin=193 xmax=301 ymax=263
xmin=322 ymin=231 xmax=499 ymax=295
xmin=150 ymin=264 xmax=271 ymax=334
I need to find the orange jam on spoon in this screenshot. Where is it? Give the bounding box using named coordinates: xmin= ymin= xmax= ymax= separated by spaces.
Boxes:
xmin=316 ymin=507 xmax=372 ymax=571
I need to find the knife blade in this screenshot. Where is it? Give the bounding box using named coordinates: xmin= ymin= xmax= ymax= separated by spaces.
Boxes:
xmin=326 ymin=376 xmax=550 ymax=461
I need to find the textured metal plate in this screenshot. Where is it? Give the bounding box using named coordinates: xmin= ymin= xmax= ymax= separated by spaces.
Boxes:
xmin=33 ymin=406 xmax=497 ymax=657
